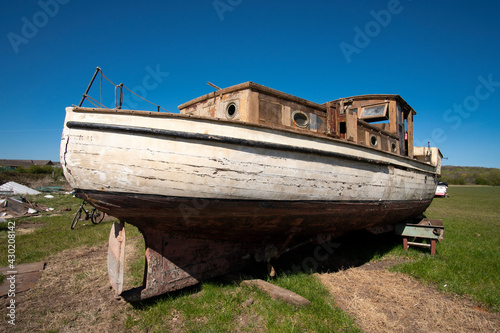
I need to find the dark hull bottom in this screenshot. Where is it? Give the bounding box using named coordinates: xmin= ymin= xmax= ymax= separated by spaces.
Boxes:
xmin=77 ymin=190 xmax=432 ymax=300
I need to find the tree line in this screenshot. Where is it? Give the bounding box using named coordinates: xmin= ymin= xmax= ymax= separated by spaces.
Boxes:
xmin=439 ymin=166 xmax=500 ymax=186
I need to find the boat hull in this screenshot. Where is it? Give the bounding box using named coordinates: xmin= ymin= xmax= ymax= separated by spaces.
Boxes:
xmin=77 ymin=190 xmax=432 ymax=244
xmin=61 ymin=108 xmax=438 ymax=204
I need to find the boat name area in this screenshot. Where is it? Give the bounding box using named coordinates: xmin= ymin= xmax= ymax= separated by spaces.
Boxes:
xmin=72 ymin=134 xmax=95 ymax=142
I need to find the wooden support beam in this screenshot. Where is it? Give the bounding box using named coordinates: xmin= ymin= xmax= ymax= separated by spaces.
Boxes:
xmin=241 ymin=279 xmax=311 ymax=307
xmin=326 ymin=102 xmax=339 ymax=137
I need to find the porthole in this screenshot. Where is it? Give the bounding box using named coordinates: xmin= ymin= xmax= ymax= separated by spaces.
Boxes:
xmin=370 ymin=135 xmax=378 ymax=147
xmin=391 ymin=142 xmax=397 ymax=152
xmin=225 ymin=102 xmax=237 ymax=119
xmin=292 ymin=111 xmax=309 ymax=128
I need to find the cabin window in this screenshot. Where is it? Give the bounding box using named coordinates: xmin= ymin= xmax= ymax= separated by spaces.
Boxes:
xmin=370 ymin=135 xmax=378 ymax=147
xmin=391 ymin=142 xmax=397 ymax=153
xmin=360 ymin=103 xmax=389 ymax=122
xmin=340 ymin=122 xmax=346 ymax=134
xmin=292 ymin=111 xmax=309 ymax=128
xmin=225 ymin=102 xmax=237 ymax=119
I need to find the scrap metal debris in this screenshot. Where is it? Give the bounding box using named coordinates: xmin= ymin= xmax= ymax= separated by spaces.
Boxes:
xmin=0 ymin=197 xmax=48 ymax=219
xmin=0 ymin=182 xmax=41 ymax=196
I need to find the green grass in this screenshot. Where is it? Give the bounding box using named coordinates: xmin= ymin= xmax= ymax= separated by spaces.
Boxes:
xmin=126 ymin=274 xmax=360 ymax=332
xmin=0 ymin=194 xmax=141 ymax=267
xmin=1 ymin=187 xmax=498 ymax=330
xmin=391 ymin=186 xmax=500 ymax=311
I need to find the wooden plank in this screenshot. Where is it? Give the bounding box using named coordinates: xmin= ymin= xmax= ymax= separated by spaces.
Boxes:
xmin=407 ymin=242 xmax=431 ymax=248
xmin=389 ymin=100 xmax=398 ymax=134
xmin=0 ymin=262 xmax=45 ymax=297
xmin=407 ymin=110 xmax=414 ymax=158
xmin=241 ymin=279 xmax=311 ymax=307
xmin=0 ymin=262 xmax=45 ymax=275
xmin=346 ymin=109 xmax=358 ymax=142
xmin=108 ymin=222 xmax=125 ymax=296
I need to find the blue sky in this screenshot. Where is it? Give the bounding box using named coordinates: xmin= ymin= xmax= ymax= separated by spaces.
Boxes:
xmin=1 ymin=0 xmax=499 ymax=167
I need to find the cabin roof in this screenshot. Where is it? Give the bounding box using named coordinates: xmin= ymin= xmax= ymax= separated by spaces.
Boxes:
xmin=326 ymin=94 xmax=417 ymax=115
xmin=178 ymin=82 xmax=326 ymax=111
xmin=179 ymin=82 xmax=416 ymax=115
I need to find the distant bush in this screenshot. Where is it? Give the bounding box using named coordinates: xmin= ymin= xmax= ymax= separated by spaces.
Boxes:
xmin=440 ymin=166 xmax=500 ymax=186
xmin=16 ymin=165 xmax=64 ymax=181
xmin=0 ymin=166 xmax=66 ymax=188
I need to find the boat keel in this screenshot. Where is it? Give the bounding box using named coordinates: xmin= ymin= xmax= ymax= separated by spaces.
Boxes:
xmin=114 ymin=225 xmax=252 ymax=301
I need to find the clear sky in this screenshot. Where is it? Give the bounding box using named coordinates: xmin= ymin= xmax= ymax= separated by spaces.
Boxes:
xmin=1 ymin=0 xmax=499 ymax=167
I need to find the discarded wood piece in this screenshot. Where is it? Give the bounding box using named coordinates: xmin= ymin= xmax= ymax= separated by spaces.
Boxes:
xmin=241 ymin=279 xmax=311 ymax=307
xmin=0 ymin=262 xmax=46 ymax=297
xmin=0 ymin=197 xmax=47 ymax=218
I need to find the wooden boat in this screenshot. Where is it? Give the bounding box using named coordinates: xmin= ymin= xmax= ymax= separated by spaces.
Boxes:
xmin=60 ymin=78 xmax=442 ymax=300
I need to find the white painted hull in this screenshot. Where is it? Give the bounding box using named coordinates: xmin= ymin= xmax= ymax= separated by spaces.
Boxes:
xmin=61 ymin=107 xmax=438 ymax=204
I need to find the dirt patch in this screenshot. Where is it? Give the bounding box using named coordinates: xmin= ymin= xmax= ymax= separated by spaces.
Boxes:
xmin=0 ymin=240 xmax=143 ymax=332
xmin=11 ymin=223 xmax=45 ymax=235
xmin=2 ymin=240 xmax=498 ymax=332
xmin=317 ymin=263 xmax=500 ymax=333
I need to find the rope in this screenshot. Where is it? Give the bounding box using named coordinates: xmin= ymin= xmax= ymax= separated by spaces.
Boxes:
xmin=100 ymin=71 xmax=103 ymax=107
xmin=100 ymin=71 xmax=118 ymax=87
xmin=121 ymin=84 xmax=170 ymax=112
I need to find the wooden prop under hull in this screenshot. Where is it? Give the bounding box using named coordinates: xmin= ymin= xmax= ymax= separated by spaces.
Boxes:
xmin=108 ymin=222 xmax=125 ymax=295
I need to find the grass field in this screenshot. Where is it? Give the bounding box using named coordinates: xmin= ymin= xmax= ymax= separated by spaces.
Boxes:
xmin=391 ymin=186 xmax=500 ymax=311
xmin=0 ymin=186 xmax=498 ymax=330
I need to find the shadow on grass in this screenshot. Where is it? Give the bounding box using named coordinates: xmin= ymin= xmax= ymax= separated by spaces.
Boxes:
xmin=272 ymin=230 xmax=404 ymax=276
xmin=125 ymin=229 xmax=405 ymax=308
xmin=123 ymin=284 xmax=204 ymax=309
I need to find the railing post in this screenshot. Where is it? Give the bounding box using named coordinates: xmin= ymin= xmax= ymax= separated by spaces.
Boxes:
xmin=117 ymin=83 xmax=123 ymax=109
xmin=79 ymin=67 xmax=101 ymax=107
